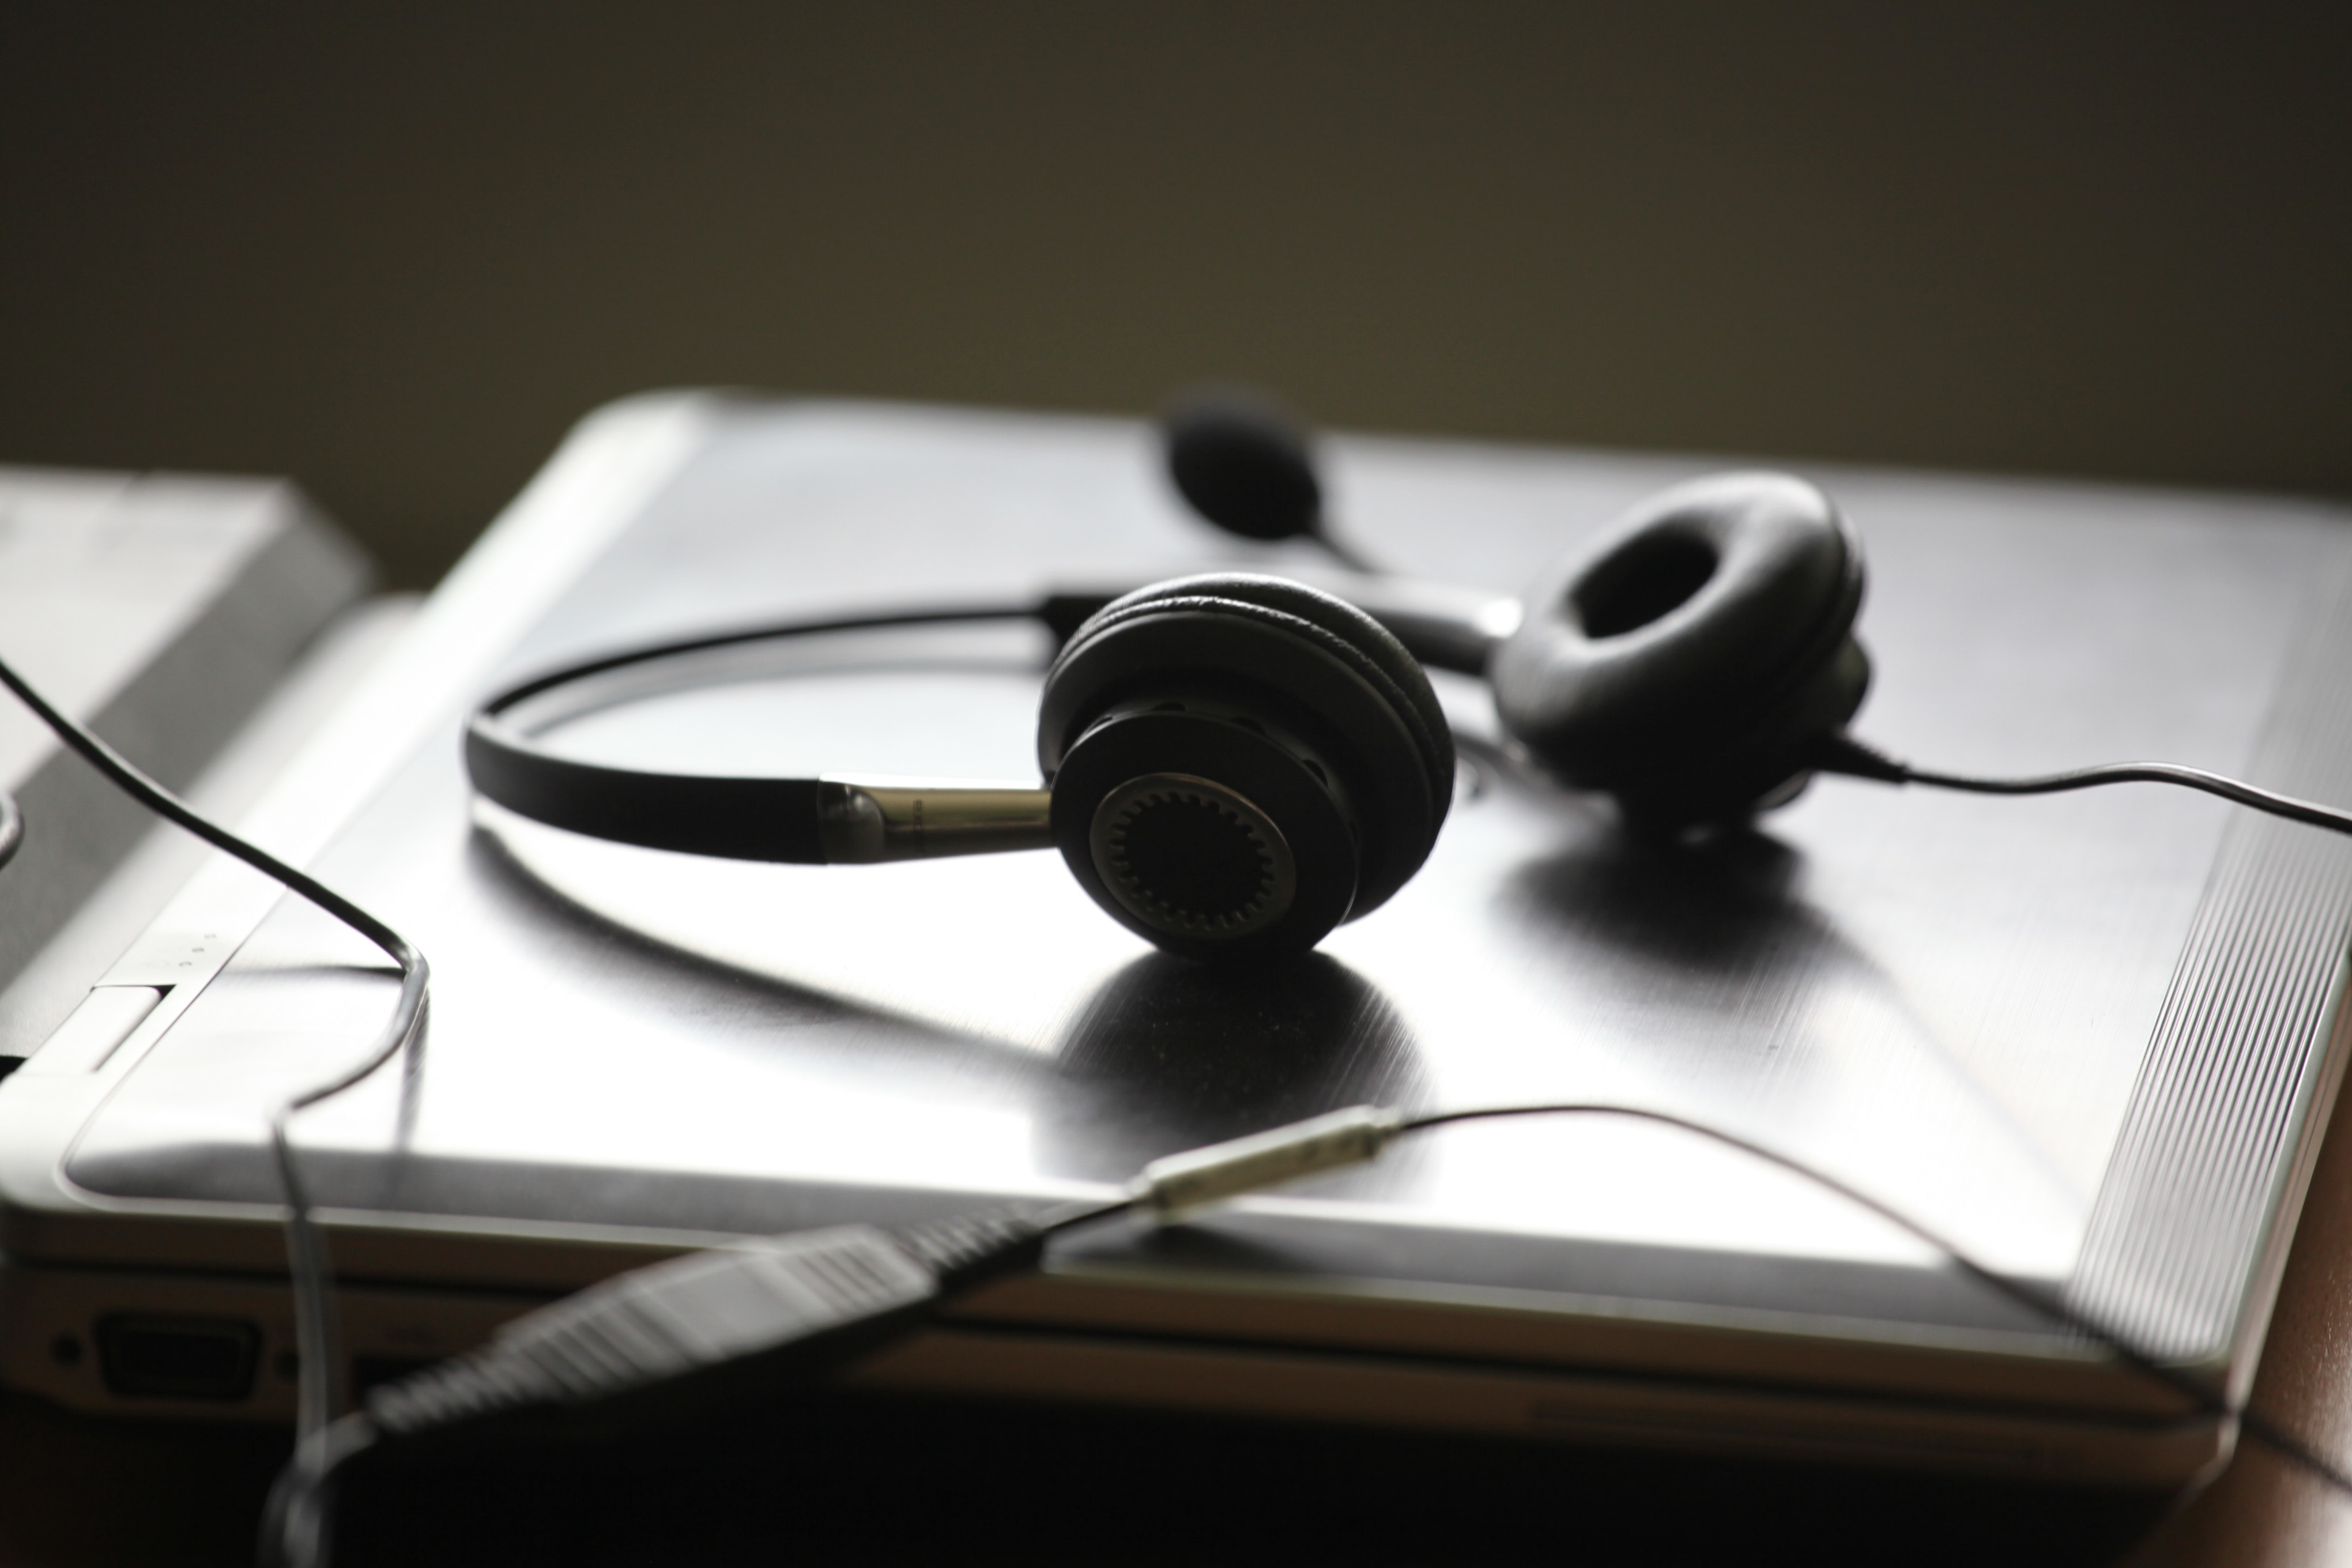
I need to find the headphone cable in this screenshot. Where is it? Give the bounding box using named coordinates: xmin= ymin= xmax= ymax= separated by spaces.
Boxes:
xmin=1811 ymin=734 xmax=2352 ymax=838
xmin=0 ymin=654 xmax=428 ymax=1452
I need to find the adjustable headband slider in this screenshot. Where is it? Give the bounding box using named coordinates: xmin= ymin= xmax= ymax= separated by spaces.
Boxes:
xmin=815 ymin=776 xmax=1055 ymax=864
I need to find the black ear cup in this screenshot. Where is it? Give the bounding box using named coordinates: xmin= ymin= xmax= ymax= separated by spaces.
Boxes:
xmin=1039 ymin=573 xmax=1453 ymax=960
xmin=1490 ymin=472 xmax=1869 ymax=832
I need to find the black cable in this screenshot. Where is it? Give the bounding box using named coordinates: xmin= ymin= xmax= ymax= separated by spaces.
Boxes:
xmin=258 ymin=1201 xmax=1138 ymax=1565
xmin=0 ymin=655 xmax=429 ymax=1454
xmin=1812 ymin=734 xmax=2352 ymax=839
xmin=1909 ymin=762 xmax=2352 ymax=836
xmin=250 ymin=1202 xmax=1136 ymax=1566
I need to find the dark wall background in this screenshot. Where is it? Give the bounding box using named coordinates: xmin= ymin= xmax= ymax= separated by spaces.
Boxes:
xmin=2 ymin=4 xmax=2345 ymax=587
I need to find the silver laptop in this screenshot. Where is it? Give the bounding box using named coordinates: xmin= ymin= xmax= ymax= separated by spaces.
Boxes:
xmin=5 ymin=393 xmax=2349 ymax=1487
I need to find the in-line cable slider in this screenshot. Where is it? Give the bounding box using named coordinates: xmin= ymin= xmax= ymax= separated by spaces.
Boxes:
xmin=1129 ymin=1105 xmax=1406 ymax=1220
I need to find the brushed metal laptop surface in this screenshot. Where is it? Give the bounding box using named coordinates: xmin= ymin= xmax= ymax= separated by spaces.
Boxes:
xmin=19 ymin=396 xmax=2352 ymax=1461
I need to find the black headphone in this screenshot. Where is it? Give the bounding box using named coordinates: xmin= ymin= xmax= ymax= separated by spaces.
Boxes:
xmin=465 ymin=391 xmax=2352 ymax=962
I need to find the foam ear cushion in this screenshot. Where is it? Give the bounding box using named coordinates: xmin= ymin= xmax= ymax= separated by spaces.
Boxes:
xmin=1491 ymin=473 xmax=1868 ymax=826
xmin=1040 ymin=573 xmax=1453 ymax=918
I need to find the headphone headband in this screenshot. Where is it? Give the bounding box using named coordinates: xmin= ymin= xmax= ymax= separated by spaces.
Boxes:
xmin=463 ymin=585 xmax=1506 ymax=867
xmin=466 ymin=603 xmax=1038 ymax=864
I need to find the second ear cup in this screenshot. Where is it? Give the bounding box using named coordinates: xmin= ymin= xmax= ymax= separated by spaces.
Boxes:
xmin=1490 ymin=473 xmax=1869 ymax=831
xmin=1039 ymin=574 xmax=1453 ymax=959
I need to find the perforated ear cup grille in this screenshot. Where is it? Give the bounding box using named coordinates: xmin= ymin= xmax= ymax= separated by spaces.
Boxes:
xmin=1090 ymin=774 xmax=1298 ymax=940
xmin=1039 ymin=573 xmax=1451 ymax=926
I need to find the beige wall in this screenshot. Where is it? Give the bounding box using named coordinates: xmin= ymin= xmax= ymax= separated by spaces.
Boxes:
xmin=2 ymin=5 xmax=2345 ymax=586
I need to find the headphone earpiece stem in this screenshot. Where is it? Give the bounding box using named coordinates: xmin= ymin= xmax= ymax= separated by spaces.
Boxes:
xmin=815 ymin=778 xmax=1055 ymax=864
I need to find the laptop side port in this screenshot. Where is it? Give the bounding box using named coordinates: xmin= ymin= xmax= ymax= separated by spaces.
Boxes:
xmin=95 ymin=1314 xmax=262 ymax=1401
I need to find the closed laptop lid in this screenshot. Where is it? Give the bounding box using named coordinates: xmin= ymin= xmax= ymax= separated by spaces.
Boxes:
xmin=44 ymin=397 xmax=2352 ymax=1397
